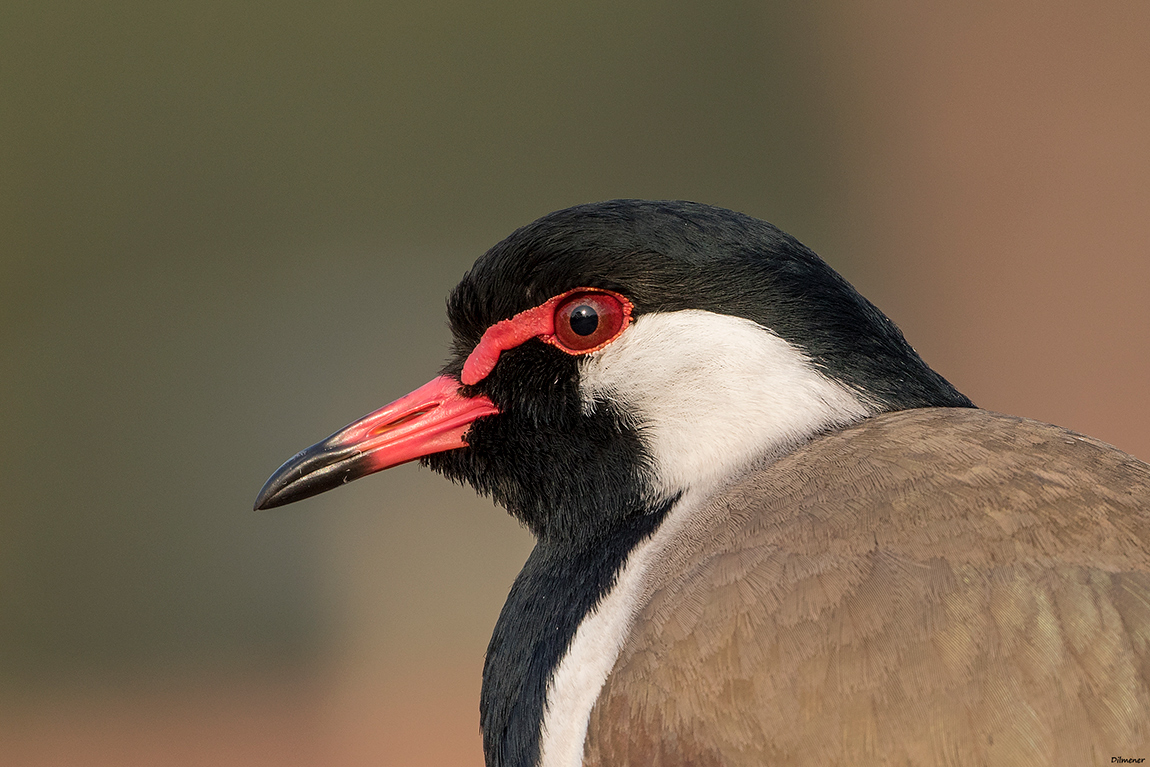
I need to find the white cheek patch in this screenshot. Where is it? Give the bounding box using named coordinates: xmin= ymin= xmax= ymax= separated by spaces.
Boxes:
xmin=577 ymin=310 xmax=876 ymax=501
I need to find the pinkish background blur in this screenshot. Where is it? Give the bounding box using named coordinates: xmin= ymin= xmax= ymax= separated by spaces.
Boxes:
xmin=2 ymin=2 xmax=1147 ymax=765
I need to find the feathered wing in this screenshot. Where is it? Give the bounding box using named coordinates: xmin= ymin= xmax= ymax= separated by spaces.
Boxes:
xmin=584 ymin=408 xmax=1150 ymax=767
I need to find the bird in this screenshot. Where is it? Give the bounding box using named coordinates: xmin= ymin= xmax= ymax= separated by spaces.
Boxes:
xmin=255 ymin=200 xmax=1150 ymax=767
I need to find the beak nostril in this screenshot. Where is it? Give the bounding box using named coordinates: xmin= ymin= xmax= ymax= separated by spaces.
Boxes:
xmin=371 ymin=406 xmax=437 ymax=436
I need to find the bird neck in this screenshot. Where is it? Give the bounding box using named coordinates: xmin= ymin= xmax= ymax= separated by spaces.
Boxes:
xmin=479 ymin=496 xmax=674 ymax=767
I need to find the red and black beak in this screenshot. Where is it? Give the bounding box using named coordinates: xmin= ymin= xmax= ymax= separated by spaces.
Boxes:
xmin=253 ymin=375 xmax=499 ymax=510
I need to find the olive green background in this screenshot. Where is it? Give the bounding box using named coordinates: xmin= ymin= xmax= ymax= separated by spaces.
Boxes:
xmin=3 ymin=2 xmax=1147 ymax=765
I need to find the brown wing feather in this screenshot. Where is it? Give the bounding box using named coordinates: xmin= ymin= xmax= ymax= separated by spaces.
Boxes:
xmin=584 ymin=408 xmax=1150 ymax=766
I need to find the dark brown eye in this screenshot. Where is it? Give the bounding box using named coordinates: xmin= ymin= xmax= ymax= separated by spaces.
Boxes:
xmin=550 ymin=290 xmax=631 ymax=353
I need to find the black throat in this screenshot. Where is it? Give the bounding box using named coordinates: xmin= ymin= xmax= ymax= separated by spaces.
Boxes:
xmin=424 ymin=346 xmax=672 ymax=767
xmin=479 ymin=496 xmax=673 ymax=767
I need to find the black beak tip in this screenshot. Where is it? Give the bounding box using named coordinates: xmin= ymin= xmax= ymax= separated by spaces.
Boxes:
xmin=253 ymin=472 xmax=293 ymax=511
xmin=252 ymin=447 xmax=318 ymax=512
xmin=253 ymin=440 xmax=368 ymax=512
xmin=252 ymin=485 xmax=279 ymax=511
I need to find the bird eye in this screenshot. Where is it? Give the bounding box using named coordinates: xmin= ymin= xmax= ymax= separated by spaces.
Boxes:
xmin=569 ymin=305 xmax=598 ymax=336
xmin=550 ymin=290 xmax=631 ymax=354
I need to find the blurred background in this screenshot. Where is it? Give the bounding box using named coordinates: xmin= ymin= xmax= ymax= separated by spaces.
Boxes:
xmin=2 ymin=1 xmax=1147 ymax=764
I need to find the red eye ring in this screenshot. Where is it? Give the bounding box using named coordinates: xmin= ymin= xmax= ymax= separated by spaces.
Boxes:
xmin=461 ymin=287 xmax=634 ymax=385
xmin=545 ymin=289 xmax=632 ymax=354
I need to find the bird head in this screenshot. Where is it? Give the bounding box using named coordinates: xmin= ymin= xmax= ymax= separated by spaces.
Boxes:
xmin=254 ymin=200 xmax=971 ymax=543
